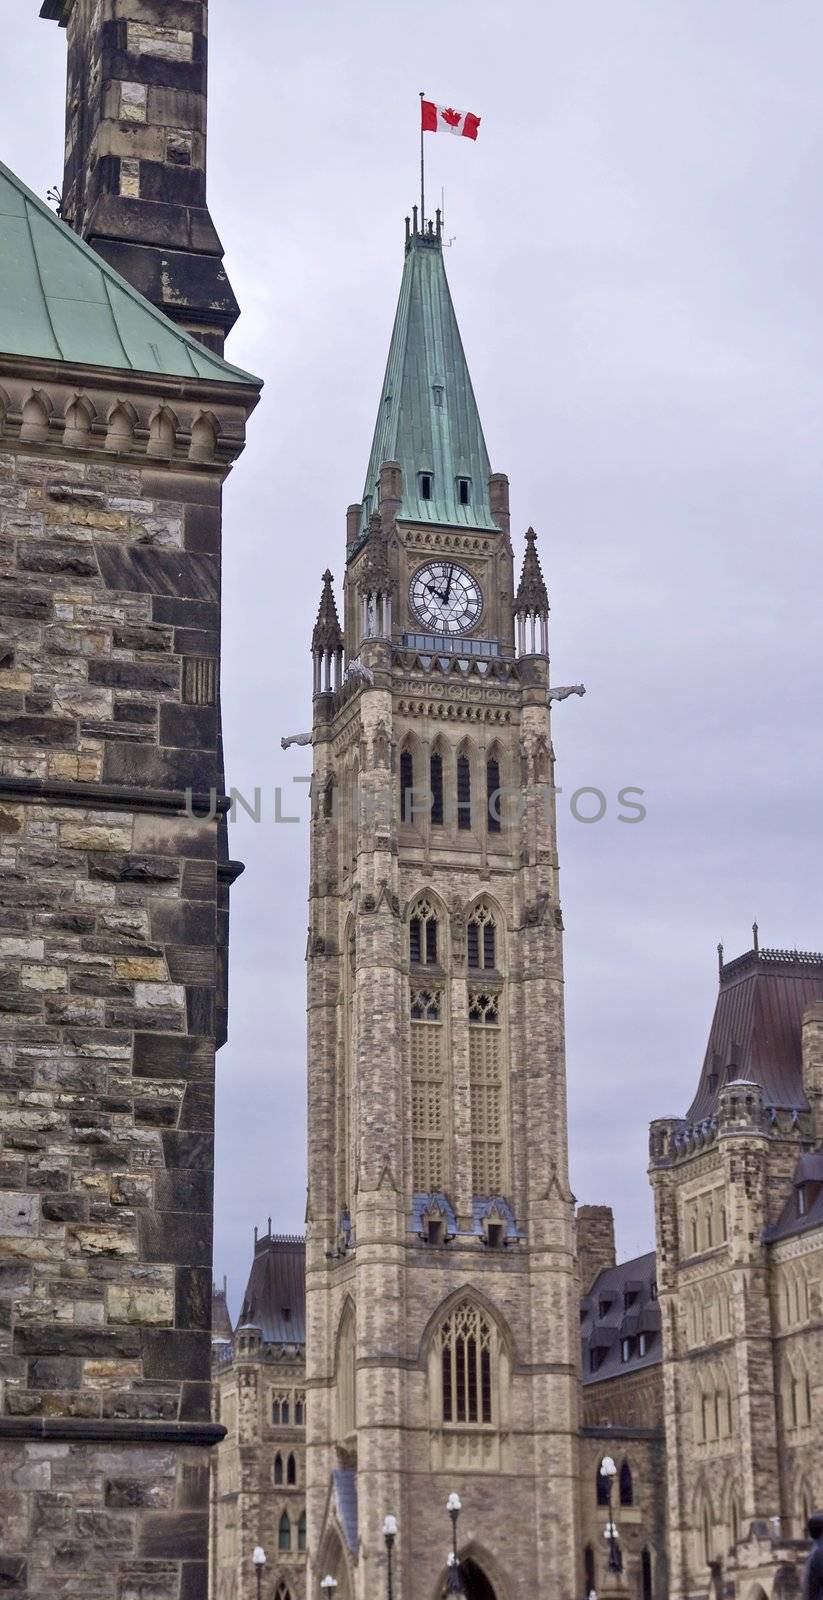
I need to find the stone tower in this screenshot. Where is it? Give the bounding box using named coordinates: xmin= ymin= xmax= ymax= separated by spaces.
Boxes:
xmin=41 ymin=0 xmax=239 ymax=352
xmin=649 ymin=938 xmax=823 ymax=1600
xmin=0 ymin=7 xmax=259 ymax=1591
xmin=303 ymin=215 xmax=581 ymax=1600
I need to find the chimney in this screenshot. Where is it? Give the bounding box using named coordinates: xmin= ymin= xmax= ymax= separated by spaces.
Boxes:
xmin=41 ymin=0 xmax=239 ymax=352
xmin=577 ymin=1205 xmax=617 ymax=1295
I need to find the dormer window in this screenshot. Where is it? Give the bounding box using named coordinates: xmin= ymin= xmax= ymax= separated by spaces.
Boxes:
xmin=621 ymin=1337 xmax=633 ymax=1363
xmin=599 ymin=1297 xmax=613 ymax=1318
xmin=420 ymin=472 xmax=433 ymax=500
xmin=485 ymin=1221 xmax=505 ymax=1249
xmin=426 ymin=1216 xmax=446 ymax=1246
xmin=457 ymin=477 xmax=471 ymax=506
xmin=797 ymin=1184 xmax=807 ymax=1217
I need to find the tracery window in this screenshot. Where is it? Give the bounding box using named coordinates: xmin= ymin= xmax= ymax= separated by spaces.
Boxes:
xmin=294 ymin=1391 xmax=305 ymax=1426
xmin=469 ymin=992 xmax=504 ymax=1194
xmin=457 ymin=753 xmax=472 ymax=830
xmin=410 ymin=897 xmax=438 ymax=966
xmin=467 ymin=904 xmax=496 ymax=970
xmin=272 ymin=1392 xmax=290 ymax=1427
xmin=298 ymin=1511 xmax=307 ymax=1552
xmin=410 ymin=986 xmax=446 ymax=1189
xmin=278 ymin=1512 xmax=291 ymax=1552
xmin=440 ymin=1299 xmax=493 ymax=1426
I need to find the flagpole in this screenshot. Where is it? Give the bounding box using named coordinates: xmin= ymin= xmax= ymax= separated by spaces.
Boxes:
xmin=419 ymin=89 xmax=425 ymax=230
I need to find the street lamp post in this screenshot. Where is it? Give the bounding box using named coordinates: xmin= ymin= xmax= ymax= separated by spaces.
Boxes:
xmin=252 ymin=1546 xmax=266 ymax=1600
xmin=383 ymin=1515 xmax=398 ymax=1599
xmin=598 ymin=1457 xmax=623 ymax=1574
xmin=320 ymin=1578 xmax=338 ymax=1596
xmin=446 ymin=1493 xmax=464 ymax=1594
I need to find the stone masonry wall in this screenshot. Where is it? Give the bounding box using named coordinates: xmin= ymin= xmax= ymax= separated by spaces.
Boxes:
xmin=0 ymin=419 xmax=247 ymax=1598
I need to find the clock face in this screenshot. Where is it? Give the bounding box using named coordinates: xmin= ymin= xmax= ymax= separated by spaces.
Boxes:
xmin=409 ymin=562 xmax=482 ymax=634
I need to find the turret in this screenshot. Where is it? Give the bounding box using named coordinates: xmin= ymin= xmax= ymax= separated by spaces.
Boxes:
xmin=514 ymin=527 xmax=549 ymax=656
xmin=357 ymin=513 xmax=393 ymax=643
xmin=311 ymin=570 xmax=343 ymax=696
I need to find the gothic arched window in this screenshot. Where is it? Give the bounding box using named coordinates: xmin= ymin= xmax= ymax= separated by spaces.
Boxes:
xmin=486 ymin=755 xmax=501 ymax=833
xmin=278 ymin=1512 xmax=291 ymax=1552
xmin=410 ymin=897 xmax=438 ymax=966
xmin=294 ymin=1391 xmax=305 ymax=1426
xmin=410 ymin=983 xmax=446 ymax=1190
xmin=641 ymin=1548 xmax=652 ymax=1600
xmin=275 ymin=1585 xmax=292 ymax=1600
xmin=439 ymin=1300 xmax=493 ymax=1426
xmin=585 ymin=1546 xmax=596 ymax=1594
xmin=430 ymin=750 xmax=444 ymax=825
xmin=596 ymin=1465 xmax=610 ymax=1507
xmin=287 ymin=1452 xmax=297 ymax=1485
xmin=336 ymin=1303 xmax=356 ymax=1444
xmin=619 ymin=1460 xmax=633 ymax=1506
xmin=298 ymin=1511 xmax=307 ymax=1553
xmin=468 ymin=991 xmax=504 ymax=1194
xmin=400 ymin=747 xmax=414 ymax=824
xmin=467 ymin=904 xmax=496 ymax=970
xmin=457 ymin=752 xmax=472 ymax=830
xmin=273 ymin=1452 xmax=283 ymax=1485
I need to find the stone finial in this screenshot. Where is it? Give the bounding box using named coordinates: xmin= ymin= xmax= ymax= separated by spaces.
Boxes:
xmin=311 ymin=569 xmax=343 ymax=653
xmin=515 ymin=527 xmax=549 ymax=613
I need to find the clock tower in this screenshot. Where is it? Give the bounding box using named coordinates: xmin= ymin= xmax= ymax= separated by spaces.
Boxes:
xmin=304 ymin=213 xmax=581 ymax=1600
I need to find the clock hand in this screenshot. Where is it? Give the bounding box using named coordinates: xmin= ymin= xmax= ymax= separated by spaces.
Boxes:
xmin=444 ymin=565 xmax=454 ymax=603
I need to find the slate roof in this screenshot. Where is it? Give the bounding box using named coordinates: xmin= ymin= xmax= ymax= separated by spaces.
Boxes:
xmin=360 ymin=226 xmax=496 ymax=535
xmin=687 ymin=944 xmax=823 ymax=1121
xmin=0 ymin=158 xmax=260 ymax=387
xmin=580 ymin=1251 xmax=660 ymax=1386
xmin=237 ymin=1232 xmax=306 ymax=1345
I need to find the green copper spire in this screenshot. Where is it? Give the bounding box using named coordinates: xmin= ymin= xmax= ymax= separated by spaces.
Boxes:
xmin=361 ymin=223 xmax=495 ymax=534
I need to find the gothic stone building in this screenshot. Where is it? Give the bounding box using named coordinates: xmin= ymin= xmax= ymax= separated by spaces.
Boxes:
xmin=211 ymin=939 xmax=823 ymax=1600
xmin=0 ymin=3 xmax=260 ymax=1596
xmin=650 ymin=940 xmax=823 ymax=1600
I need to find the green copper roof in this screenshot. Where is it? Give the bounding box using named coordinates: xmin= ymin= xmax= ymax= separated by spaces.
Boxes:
xmin=361 ymin=232 xmax=495 ymax=533
xmin=0 ymin=159 xmax=260 ymax=387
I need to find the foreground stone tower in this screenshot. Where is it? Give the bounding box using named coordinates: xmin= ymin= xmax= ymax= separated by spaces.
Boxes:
xmin=0 ymin=5 xmax=259 ymax=1591
xmin=41 ymin=0 xmax=239 ymax=351
xmin=303 ymin=215 xmax=581 ymax=1599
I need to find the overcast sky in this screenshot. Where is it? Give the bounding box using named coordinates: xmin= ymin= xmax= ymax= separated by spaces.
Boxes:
xmin=4 ymin=0 xmax=823 ymax=1314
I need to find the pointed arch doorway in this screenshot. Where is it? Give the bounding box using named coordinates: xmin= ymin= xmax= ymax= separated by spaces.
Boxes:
xmin=461 ymin=1559 xmax=498 ymax=1600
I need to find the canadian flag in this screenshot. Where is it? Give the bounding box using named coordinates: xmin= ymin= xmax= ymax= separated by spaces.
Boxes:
xmin=421 ymin=100 xmax=481 ymax=141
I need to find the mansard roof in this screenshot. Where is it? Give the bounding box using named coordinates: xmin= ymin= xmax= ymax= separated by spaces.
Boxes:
xmin=580 ymin=1250 xmax=660 ymax=1387
xmin=360 ymin=224 xmax=495 ymax=534
xmin=237 ymin=1230 xmax=306 ymax=1346
xmin=764 ymin=1147 xmax=823 ymax=1243
xmin=0 ymin=159 xmax=260 ymax=387
xmin=687 ymin=940 xmax=823 ymax=1121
